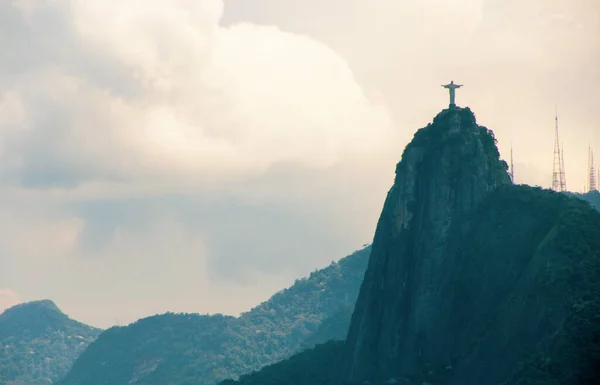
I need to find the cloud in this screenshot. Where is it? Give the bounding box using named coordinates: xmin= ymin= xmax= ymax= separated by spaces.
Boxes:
xmin=0 ymin=189 xmax=293 ymax=326
xmin=0 ymin=205 xmax=83 ymax=261
xmin=0 ymin=0 xmax=394 ymax=190
xmin=0 ymin=289 xmax=21 ymax=313
xmin=222 ymin=0 xmax=600 ymax=190
xmin=0 ymin=0 xmax=397 ymax=327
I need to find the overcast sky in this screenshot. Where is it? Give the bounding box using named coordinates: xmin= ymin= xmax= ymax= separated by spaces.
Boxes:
xmin=0 ymin=0 xmax=598 ymax=328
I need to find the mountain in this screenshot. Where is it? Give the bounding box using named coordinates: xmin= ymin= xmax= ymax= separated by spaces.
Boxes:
xmin=220 ymin=107 xmax=600 ymax=385
xmin=340 ymin=107 xmax=600 ymax=385
xmin=220 ymin=340 xmax=345 ymax=385
xmin=341 ymin=107 xmax=511 ymax=383
xmin=574 ymin=190 xmax=600 ymax=211
xmin=0 ymin=300 xmax=102 ymax=385
xmin=221 ymin=185 xmax=600 ymax=385
xmin=57 ymin=245 xmax=371 ymax=385
xmin=299 ymin=304 xmax=354 ymax=348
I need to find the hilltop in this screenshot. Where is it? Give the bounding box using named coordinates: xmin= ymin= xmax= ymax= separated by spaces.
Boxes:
xmin=58 ymin=246 xmax=370 ymax=385
xmin=342 ymin=107 xmax=600 ymax=385
xmin=0 ymin=300 xmax=101 ymax=385
xmin=220 ymin=107 xmax=600 ymax=385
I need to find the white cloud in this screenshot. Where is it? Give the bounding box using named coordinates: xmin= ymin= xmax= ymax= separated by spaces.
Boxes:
xmin=0 ymin=0 xmax=398 ymax=327
xmin=0 ymin=0 xmax=394 ymax=189
xmin=23 ymin=205 xmax=297 ymax=327
xmin=0 ymin=211 xmax=83 ymax=262
xmin=222 ymin=0 xmax=600 ymax=190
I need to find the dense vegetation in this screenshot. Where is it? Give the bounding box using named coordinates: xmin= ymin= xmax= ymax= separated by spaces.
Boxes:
xmin=56 ymin=190 xmax=598 ymax=385
xmin=218 ymin=186 xmax=600 ymax=385
xmin=573 ymin=190 xmax=600 ymax=212
xmin=220 ymin=340 xmax=344 ymax=385
xmin=0 ymin=300 xmax=101 ymax=385
xmin=5 ymin=188 xmax=597 ymax=385
xmin=58 ymin=246 xmax=371 ymax=385
xmin=299 ymin=304 xmax=354 ymax=348
xmin=399 ymin=107 xmax=509 ymax=184
xmin=432 ymin=185 xmax=599 ymax=385
xmin=498 ymin=188 xmax=600 ymax=385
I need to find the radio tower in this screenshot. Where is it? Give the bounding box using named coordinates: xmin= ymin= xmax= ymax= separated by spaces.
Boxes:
xmin=551 ymin=108 xmax=567 ymax=192
xmin=589 ymin=147 xmax=597 ymax=192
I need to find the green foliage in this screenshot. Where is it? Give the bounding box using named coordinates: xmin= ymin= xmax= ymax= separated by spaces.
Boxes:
xmin=300 ymin=304 xmax=354 ymax=348
xmin=0 ymin=300 xmax=101 ymax=385
xmin=571 ymin=190 xmax=600 ymax=212
xmin=218 ymin=185 xmax=600 ymax=385
xmin=458 ymin=186 xmax=600 ymax=385
xmin=219 ymin=340 xmax=344 ymax=385
xmin=505 ymin=190 xmax=600 ymax=385
xmin=396 ymin=107 xmax=509 ymax=187
xmin=58 ymin=246 xmax=371 ymax=385
xmin=53 ymin=188 xmax=600 ymax=385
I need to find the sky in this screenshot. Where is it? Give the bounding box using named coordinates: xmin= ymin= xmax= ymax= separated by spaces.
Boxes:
xmin=0 ymin=0 xmax=598 ymax=328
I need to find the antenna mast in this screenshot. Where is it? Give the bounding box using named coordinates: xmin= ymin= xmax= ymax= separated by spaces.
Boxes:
xmin=551 ymin=107 xmax=566 ymax=192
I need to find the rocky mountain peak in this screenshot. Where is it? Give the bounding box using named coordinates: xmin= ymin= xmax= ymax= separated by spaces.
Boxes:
xmin=341 ymin=106 xmax=511 ymax=383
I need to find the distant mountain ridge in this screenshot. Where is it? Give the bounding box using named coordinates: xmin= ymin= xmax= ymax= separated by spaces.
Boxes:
xmin=58 ymin=245 xmax=371 ymax=385
xmin=0 ymin=300 xmax=101 ymax=385
xmin=7 ymin=191 xmax=597 ymax=385
xmin=219 ymin=186 xmax=600 ymax=385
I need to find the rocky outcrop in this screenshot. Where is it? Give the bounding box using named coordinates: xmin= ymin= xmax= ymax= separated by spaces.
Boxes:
xmin=344 ymin=104 xmax=511 ymax=381
xmin=340 ymin=107 xmax=512 ymax=383
xmin=340 ymin=107 xmax=600 ymax=385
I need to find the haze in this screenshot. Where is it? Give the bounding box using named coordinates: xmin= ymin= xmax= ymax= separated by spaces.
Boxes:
xmin=0 ymin=0 xmax=598 ymax=328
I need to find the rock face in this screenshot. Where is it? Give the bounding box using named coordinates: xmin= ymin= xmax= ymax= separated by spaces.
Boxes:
xmin=197 ymin=106 xmax=600 ymax=385
xmin=340 ymin=107 xmax=600 ymax=385
xmin=217 ymin=179 xmax=600 ymax=385
xmin=340 ymin=107 xmax=512 ymax=383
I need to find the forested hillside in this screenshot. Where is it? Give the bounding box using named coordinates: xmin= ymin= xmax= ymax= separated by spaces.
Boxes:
xmin=220 ymin=340 xmax=344 ymax=385
xmin=0 ymin=300 xmax=101 ymax=385
xmin=58 ymin=245 xmax=370 ymax=385
xmin=574 ymin=190 xmax=600 ymax=211
xmin=220 ymin=186 xmax=600 ymax=385
xmin=340 ymin=107 xmax=600 ymax=385
xmin=219 ymin=107 xmax=600 ymax=385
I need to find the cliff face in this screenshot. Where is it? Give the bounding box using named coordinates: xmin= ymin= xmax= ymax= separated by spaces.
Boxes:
xmin=341 ymin=107 xmax=512 ymax=383
xmin=227 ymin=183 xmax=600 ymax=385
xmin=341 ymin=107 xmax=600 ymax=385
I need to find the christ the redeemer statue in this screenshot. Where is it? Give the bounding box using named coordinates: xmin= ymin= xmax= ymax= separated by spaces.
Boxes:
xmin=442 ymin=80 xmax=462 ymax=108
